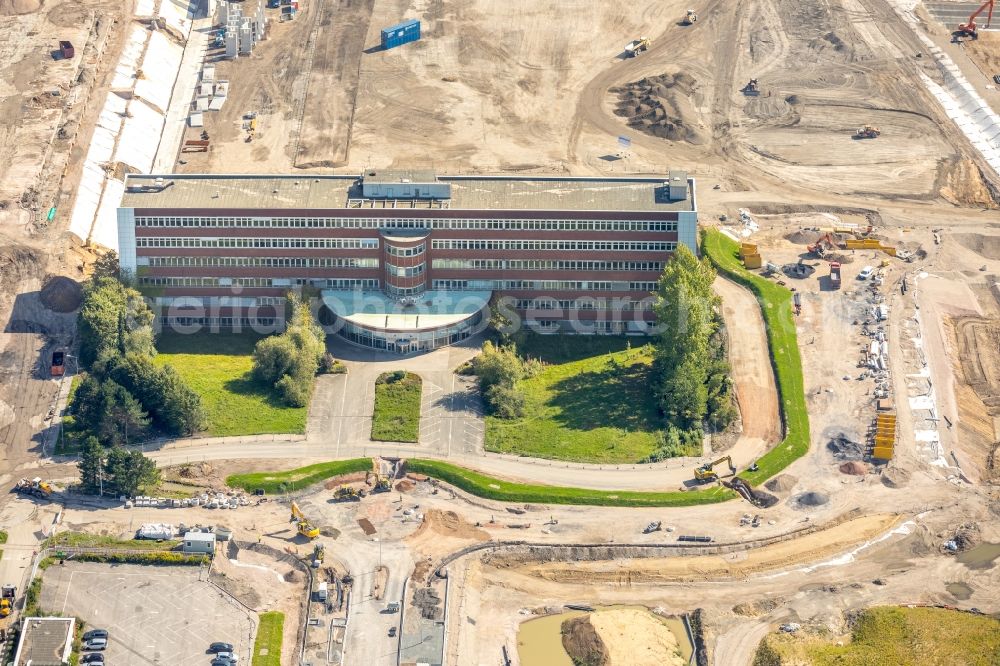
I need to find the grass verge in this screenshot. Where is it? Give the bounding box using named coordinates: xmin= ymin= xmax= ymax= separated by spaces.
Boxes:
xmin=701 ymin=229 xmax=810 ymax=484
xmin=755 ymin=606 xmax=1000 ymax=665
xmin=226 ymin=458 xmax=372 ymax=494
xmin=154 ymin=332 xmax=307 ymax=436
xmin=44 ymin=532 xmax=181 ymax=551
xmin=485 ymin=341 xmax=669 ymax=463
xmin=405 ymin=459 xmax=733 ymax=507
xmin=371 ymin=371 xmax=422 ymax=442
xmin=252 ymin=611 xmax=284 ymax=666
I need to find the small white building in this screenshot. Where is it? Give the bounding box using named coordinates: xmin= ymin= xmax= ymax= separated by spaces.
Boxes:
xmin=182 ymin=531 xmax=217 ymax=554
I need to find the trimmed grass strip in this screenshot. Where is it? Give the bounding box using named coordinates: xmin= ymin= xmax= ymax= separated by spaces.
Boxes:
xmin=252 ymin=611 xmax=284 ymax=666
xmin=701 ymin=229 xmax=810 ymax=484
xmin=406 ymin=458 xmax=733 ymax=507
xmin=371 ymin=371 xmax=422 ymax=442
xmin=226 ymin=458 xmax=371 ymax=494
xmin=44 ymin=533 xmax=181 ymax=550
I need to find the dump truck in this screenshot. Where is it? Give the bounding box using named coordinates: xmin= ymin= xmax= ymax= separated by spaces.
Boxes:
xmin=0 ymin=585 xmax=15 ymax=618
xmin=693 ymin=456 xmax=736 ymax=483
xmin=856 ymin=125 xmax=880 ymax=139
xmin=291 ymin=501 xmax=321 ymax=539
xmin=830 ymin=262 xmax=842 ymax=290
xmin=624 ymin=37 xmax=651 ymax=57
xmin=50 ymin=350 xmax=65 ymax=377
xmin=14 ymin=477 xmax=53 ymax=498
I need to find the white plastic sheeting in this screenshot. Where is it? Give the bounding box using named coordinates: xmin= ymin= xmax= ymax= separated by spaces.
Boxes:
xmin=134 ymin=30 xmax=183 ymax=111
xmin=68 ymin=163 xmax=107 ymax=242
xmin=135 ymin=0 xmax=155 ymax=15
xmin=158 ymin=0 xmax=193 ymax=37
xmin=92 ymin=179 xmax=126 ymax=250
xmin=117 ymin=98 xmax=165 ymax=173
xmin=111 ymin=26 xmax=149 ymax=90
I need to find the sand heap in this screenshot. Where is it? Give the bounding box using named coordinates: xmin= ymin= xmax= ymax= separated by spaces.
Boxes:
xmin=611 ymin=73 xmax=704 ymax=144
xmin=765 ymin=474 xmax=798 ymax=493
xmin=839 ymin=461 xmax=869 ymax=476
xmin=0 ymin=0 xmax=41 ymax=15
xmin=586 ymin=609 xmax=687 ymax=666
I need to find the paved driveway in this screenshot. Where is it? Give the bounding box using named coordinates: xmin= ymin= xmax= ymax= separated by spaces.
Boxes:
xmin=40 ymin=562 xmax=254 ymax=665
xmin=307 ymin=337 xmax=486 ymax=457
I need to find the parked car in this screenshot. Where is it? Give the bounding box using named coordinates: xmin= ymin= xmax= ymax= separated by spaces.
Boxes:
xmin=857 ymin=265 xmax=874 ymax=280
xmin=209 ymin=642 xmax=234 ymax=653
xmin=81 ymin=655 xmax=105 ymax=664
xmin=211 ymin=659 xmax=235 ymax=666
xmin=83 ymin=637 xmax=108 ymax=651
xmin=83 ymin=629 xmax=108 ymax=641
xmin=388 ymin=626 xmax=397 ymax=637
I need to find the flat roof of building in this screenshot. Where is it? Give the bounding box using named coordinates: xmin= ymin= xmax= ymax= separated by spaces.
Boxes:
xmin=120 ymin=174 xmax=694 ymax=212
xmin=14 ymin=617 xmax=75 ymax=666
xmin=321 ymin=290 xmax=490 ymax=333
xmin=183 ymin=531 xmax=216 ymax=542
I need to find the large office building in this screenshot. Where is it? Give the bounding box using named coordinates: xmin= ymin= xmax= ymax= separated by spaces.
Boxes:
xmin=118 ymin=171 xmax=697 ymax=352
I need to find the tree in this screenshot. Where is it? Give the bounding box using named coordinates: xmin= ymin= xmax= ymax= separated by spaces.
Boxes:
xmin=251 ymin=293 xmax=328 ymax=407
xmin=472 ymin=341 xmax=539 ymax=418
xmin=78 ymin=276 xmax=155 ymax=366
xmin=105 ymin=447 xmax=159 ymax=496
xmin=77 ymin=436 xmax=105 ymax=492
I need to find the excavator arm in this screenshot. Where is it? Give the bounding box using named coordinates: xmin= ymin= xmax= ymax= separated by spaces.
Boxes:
xmin=958 ymin=0 xmax=994 ymax=36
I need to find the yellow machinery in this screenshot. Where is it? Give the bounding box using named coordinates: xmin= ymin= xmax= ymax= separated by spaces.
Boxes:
xmin=684 ymin=9 xmax=698 ymax=24
xmin=15 ymin=477 xmax=52 ymax=498
xmin=694 ymin=456 xmax=737 ymax=483
xmin=334 ymin=485 xmax=361 ymax=500
xmin=624 ymin=37 xmax=651 ymax=57
xmin=290 ymin=501 xmax=320 ymax=539
xmin=856 ymin=125 xmax=880 ymax=139
xmin=1 ymin=585 xmax=15 ymax=618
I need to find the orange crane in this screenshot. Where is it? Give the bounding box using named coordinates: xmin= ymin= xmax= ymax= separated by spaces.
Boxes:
xmin=956 ymin=0 xmax=994 ymax=38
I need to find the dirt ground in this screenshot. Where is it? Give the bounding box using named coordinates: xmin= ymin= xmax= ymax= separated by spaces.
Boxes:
xmin=588 ymin=608 xmax=686 ymax=666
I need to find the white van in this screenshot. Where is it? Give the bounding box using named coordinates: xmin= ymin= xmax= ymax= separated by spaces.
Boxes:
xmin=857 ymin=266 xmax=874 ymax=280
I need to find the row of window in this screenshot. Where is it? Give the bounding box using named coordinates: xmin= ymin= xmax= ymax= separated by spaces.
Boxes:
xmin=431 ymin=259 xmax=664 ymax=272
xmin=385 ymin=284 xmax=425 ymax=297
xmin=154 ymin=296 xmax=285 ymax=307
xmin=136 ymin=237 xmax=380 ymax=249
xmin=386 ymin=243 xmax=425 ymax=257
xmin=139 ymin=277 xmax=381 ymax=288
xmin=161 ymin=317 xmax=278 ymax=328
xmin=431 ymin=239 xmax=676 ymax=252
xmin=134 ymin=216 xmax=679 ymax=232
xmin=386 ymin=263 xmax=425 ymax=278
xmin=144 ymin=257 xmax=379 ymax=269
xmin=513 ymin=298 xmax=653 ymax=312
xmin=434 ymin=280 xmax=626 ymax=292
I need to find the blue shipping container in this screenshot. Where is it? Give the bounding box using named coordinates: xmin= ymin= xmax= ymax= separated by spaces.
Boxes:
xmin=381 ymin=19 xmax=420 ymax=49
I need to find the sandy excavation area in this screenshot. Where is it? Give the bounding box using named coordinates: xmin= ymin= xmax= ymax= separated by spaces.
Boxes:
xmin=588 ymin=608 xmax=687 ymax=666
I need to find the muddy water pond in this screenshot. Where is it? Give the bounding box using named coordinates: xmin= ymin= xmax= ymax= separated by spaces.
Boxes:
xmin=945 ymin=582 xmax=973 ymax=600
xmin=517 ymin=606 xmax=693 ymax=666
xmin=956 ymin=542 xmax=1000 ymax=570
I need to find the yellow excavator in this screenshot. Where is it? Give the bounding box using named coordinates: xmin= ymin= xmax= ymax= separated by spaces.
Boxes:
xmin=290 ymin=501 xmax=320 ymax=539
xmin=693 ymin=456 xmax=737 ymax=483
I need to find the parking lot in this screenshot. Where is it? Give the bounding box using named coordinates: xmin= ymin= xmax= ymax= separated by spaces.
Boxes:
xmin=40 ymin=562 xmax=255 ymax=665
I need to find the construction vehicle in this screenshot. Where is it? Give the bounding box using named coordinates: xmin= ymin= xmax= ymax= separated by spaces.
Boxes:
xmin=290 ymin=501 xmax=320 ymax=539
xmin=366 ymin=471 xmax=391 ymax=493
xmin=742 ymin=79 xmax=760 ymax=96
xmin=693 ymin=456 xmax=737 ymax=483
xmin=50 ymin=350 xmax=65 ymax=377
xmin=333 ymin=485 xmax=362 ymax=501
xmin=1 ymin=585 xmax=15 ymax=618
xmin=624 ymin=37 xmax=651 ymax=57
xmin=683 ymin=9 xmax=697 ymax=24
xmin=956 ymin=0 xmax=994 ymax=38
xmin=14 ymin=477 xmax=53 ymax=498
xmin=807 ymin=232 xmax=838 ymax=257
xmin=312 ymin=542 xmax=325 ymax=564
xmin=643 ymin=521 xmax=662 ymax=534
xmin=724 ymin=476 xmax=767 ymax=507
xmin=830 ymin=262 xmax=842 ymax=290
xmin=856 ymin=125 xmax=881 ymax=139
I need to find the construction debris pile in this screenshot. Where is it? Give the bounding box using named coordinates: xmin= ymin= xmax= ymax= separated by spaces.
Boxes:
xmin=611 ymin=73 xmax=703 ymax=142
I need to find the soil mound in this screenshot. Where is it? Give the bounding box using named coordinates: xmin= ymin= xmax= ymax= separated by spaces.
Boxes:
xmin=765 ymin=474 xmax=798 ymax=493
xmin=785 ymin=230 xmax=822 ymax=244
xmin=954 ymin=233 xmax=1000 ymax=261
xmin=795 ymin=491 xmax=829 ymax=507
xmin=561 ymin=615 xmax=609 ymax=666
xmin=40 ymin=276 xmax=83 ymax=313
xmin=839 ymin=461 xmax=869 ymax=476
xmin=952 ymin=523 xmax=981 ymax=552
xmin=0 ymin=0 xmax=41 ymax=14
xmin=751 ymin=488 xmax=780 ymax=508
xmin=824 ymin=252 xmax=854 ymax=264
xmin=733 ymin=597 xmax=782 ymax=616
xmin=881 ymin=466 xmax=911 ymax=488
xmin=611 ymin=73 xmax=705 ymax=144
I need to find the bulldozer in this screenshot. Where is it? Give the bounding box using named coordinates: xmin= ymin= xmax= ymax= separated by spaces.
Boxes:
xmin=290 ymin=501 xmax=321 ymax=539
xmin=333 ymin=485 xmax=363 ymax=501
xmin=683 ymin=9 xmax=697 ymax=24
xmin=856 ymin=125 xmax=880 ymax=139
xmin=693 ymin=456 xmax=737 ymax=483
xmin=14 ymin=477 xmax=52 ymax=498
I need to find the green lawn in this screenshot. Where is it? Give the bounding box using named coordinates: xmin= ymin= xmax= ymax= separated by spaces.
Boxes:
xmin=154 ymin=332 xmax=307 ymax=437
xmin=755 ymin=607 xmax=1000 ymax=666
xmin=702 ymin=229 xmax=810 ymax=484
xmin=226 ymin=458 xmax=372 ymax=494
xmin=485 ymin=340 xmax=667 ymax=463
xmin=44 ymin=532 xmax=180 ymax=551
xmin=371 ymin=371 xmax=422 ymax=442
xmin=252 ymin=611 xmax=285 ymax=666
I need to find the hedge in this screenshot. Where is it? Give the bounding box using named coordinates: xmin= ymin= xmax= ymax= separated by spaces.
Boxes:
xmin=701 ymin=229 xmax=810 ymax=484
xmin=65 ymin=552 xmax=209 ymax=566
xmin=226 ymin=458 xmax=371 ymax=494
xmin=404 ymin=459 xmax=734 ymax=507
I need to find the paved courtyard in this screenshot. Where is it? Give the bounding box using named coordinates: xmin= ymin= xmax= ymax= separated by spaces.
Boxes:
xmin=40 ymin=562 xmax=255 ymax=665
